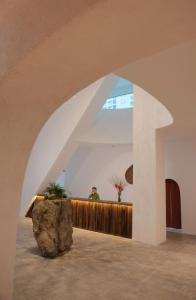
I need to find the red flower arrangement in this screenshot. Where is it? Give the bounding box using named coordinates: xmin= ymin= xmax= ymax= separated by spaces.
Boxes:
xmin=111 ymin=177 xmax=127 ymax=202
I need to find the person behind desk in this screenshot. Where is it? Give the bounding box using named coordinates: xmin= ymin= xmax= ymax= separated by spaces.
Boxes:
xmin=88 ymin=187 xmax=100 ymax=200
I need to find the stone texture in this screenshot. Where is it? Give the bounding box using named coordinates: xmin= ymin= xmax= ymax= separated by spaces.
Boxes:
xmin=32 ymin=199 xmax=73 ymax=258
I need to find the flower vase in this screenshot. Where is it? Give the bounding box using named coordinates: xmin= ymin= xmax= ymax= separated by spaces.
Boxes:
xmin=118 ymin=192 xmax=122 ymax=203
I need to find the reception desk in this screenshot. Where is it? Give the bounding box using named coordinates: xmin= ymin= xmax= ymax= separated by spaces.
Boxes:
xmin=26 ymin=196 xmax=133 ymax=238
xmin=71 ymin=198 xmax=132 ymax=238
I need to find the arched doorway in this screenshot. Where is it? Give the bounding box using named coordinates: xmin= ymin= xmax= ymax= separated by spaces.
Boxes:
xmin=165 ymin=179 xmax=182 ymax=229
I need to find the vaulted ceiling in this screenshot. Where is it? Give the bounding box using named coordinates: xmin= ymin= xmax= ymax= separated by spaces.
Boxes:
xmin=1 ymin=0 xmax=196 ymax=152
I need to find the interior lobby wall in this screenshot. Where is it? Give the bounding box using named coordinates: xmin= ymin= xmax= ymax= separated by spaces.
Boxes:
xmin=63 ymin=136 xmax=196 ymax=236
xmin=165 ymin=138 xmax=196 ymax=235
xmin=20 ymin=78 xmax=104 ymax=215
xmin=64 ymin=144 xmax=133 ymax=203
xmin=20 ymin=75 xmax=118 ymax=215
xmin=76 ymin=109 xmax=133 ymax=145
xmin=1 ymin=2 xmax=196 ymax=298
xmin=132 ymin=84 xmax=173 ymax=245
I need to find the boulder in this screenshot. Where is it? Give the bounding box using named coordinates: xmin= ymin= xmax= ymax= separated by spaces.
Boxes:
xmin=32 ymin=199 xmax=73 ymax=258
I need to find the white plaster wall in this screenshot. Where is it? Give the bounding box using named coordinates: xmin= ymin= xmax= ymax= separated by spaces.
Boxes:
xmin=133 ymin=84 xmax=172 ymax=245
xmin=65 ymin=144 xmax=133 ymax=202
xmin=0 ymin=4 xmax=195 ymax=298
xmin=21 ymin=75 xmax=119 ymax=214
xmin=20 ymin=79 xmax=102 ymax=213
xmin=76 ymin=109 xmax=133 ymax=144
xmin=165 ymin=138 xmax=196 ymax=235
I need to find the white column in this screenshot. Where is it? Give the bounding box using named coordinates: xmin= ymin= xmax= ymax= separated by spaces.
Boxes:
xmin=133 ymin=85 xmax=172 ymax=245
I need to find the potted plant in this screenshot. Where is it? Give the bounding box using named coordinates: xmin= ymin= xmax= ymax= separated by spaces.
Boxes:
xmin=32 ymin=182 xmax=73 ymax=258
xmin=42 ymin=182 xmax=68 ymax=200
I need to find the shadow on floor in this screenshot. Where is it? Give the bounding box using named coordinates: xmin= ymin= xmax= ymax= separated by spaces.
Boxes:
xmin=28 ymin=246 xmax=41 ymax=257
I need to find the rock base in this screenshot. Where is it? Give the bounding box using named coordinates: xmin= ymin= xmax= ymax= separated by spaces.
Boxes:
xmin=32 ymin=199 xmax=73 ymax=258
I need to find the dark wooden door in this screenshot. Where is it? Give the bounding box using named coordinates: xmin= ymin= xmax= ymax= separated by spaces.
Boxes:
xmin=166 ymin=179 xmax=182 ymax=229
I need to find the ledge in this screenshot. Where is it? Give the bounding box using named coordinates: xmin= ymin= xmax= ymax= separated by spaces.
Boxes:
xmin=71 ymin=197 xmax=133 ymax=206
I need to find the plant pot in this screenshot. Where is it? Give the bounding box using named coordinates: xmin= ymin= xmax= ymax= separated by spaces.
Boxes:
xmin=32 ymin=199 xmax=73 ymax=258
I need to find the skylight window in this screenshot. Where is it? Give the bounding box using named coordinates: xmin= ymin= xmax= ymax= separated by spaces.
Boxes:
xmin=102 ymin=93 xmax=134 ymax=110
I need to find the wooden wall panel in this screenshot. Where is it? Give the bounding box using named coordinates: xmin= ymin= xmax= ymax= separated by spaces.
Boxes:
xmin=71 ymin=199 xmax=132 ymax=238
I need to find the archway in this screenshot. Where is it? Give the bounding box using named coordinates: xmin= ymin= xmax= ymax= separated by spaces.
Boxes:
xmin=0 ymin=2 xmax=195 ymax=298
xmin=20 ymin=75 xmax=173 ymax=246
xmin=166 ymin=179 xmax=182 ymax=229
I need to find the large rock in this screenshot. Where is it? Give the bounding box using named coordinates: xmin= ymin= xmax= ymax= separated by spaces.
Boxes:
xmin=32 ymin=199 xmax=73 ymax=258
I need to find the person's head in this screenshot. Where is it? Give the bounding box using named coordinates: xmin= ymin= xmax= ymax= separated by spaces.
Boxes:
xmin=92 ymin=187 xmax=97 ymax=194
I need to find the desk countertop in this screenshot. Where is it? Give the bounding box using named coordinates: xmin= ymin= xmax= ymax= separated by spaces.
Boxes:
xmin=70 ymin=197 xmax=133 ymax=206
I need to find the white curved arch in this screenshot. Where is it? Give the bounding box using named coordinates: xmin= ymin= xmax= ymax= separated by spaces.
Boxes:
xmin=132 ymin=83 xmax=173 ymax=130
xmin=21 ymin=74 xmax=119 ymax=214
xmin=155 ymin=98 xmax=173 ymax=129
xmin=21 ymin=77 xmax=174 ymax=216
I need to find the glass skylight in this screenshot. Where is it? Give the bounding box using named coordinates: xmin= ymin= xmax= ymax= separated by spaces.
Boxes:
xmin=102 ymin=93 xmax=134 ymax=110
